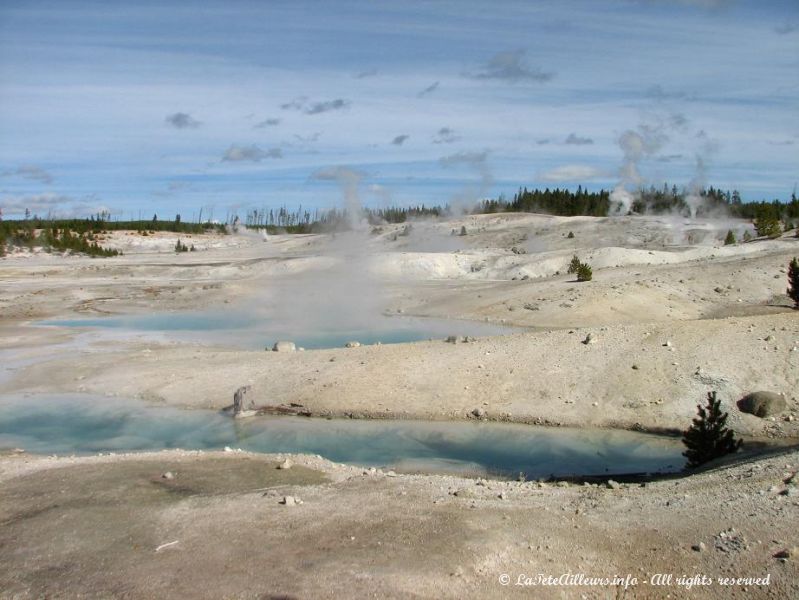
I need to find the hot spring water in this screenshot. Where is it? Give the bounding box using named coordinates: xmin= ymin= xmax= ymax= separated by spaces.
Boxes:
xmin=0 ymin=395 xmax=685 ymax=479
xmin=39 ymin=311 xmax=519 ymax=350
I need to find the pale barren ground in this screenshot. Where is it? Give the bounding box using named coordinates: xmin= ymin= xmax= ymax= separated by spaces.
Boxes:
xmin=0 ymin=213 xmax=797 ymax=599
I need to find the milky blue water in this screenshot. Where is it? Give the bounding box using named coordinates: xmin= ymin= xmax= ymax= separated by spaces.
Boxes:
xmin=0 ymin=394 xmax=685 ymax=478
xmin=39 ymin=312 xmax=519 ymax=350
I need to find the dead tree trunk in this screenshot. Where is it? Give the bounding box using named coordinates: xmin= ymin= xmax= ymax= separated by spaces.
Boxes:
xmin=232 ymin=385 xmax=252 ymax=416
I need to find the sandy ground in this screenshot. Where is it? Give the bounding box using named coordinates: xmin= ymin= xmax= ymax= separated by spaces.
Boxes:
xmin=1 ymin=212 xmax=798 ymax=598
xmin=0 ymin=449 xmax=796 ymax=599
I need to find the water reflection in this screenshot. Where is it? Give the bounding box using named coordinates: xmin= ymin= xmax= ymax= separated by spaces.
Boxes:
xmin=0 ymin=394 xmax=685 ymax=478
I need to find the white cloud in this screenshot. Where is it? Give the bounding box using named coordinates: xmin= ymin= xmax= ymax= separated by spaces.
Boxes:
xmin=538 ymin=165 xmax=607 ymax=182
xmin=222 ymin=144 xmax=282 ymax=162
xmin=1 ymin=164 xmax=53 ymax=184
xmin=467 ymin=49 xmax=554 ymax=83
xmin=564 ymin=133 xmax=594 ymax=145
xmin=0 ymin=192 xmax=109 ymax=218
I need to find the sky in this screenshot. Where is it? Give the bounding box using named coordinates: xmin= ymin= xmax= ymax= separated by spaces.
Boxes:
xmin=0 ymin=0 xmax=797 ymax=220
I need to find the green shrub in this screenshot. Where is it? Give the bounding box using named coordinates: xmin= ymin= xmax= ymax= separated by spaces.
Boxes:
xmin=682 ymin=391 xmax=742 ymax=469
xmin=724 ymin=230 xmax=736 ymax=245
xmin=576 ymin=262 xmax=592 ymax=282
xmin=567 ymin=254 xmax=592 ymax=281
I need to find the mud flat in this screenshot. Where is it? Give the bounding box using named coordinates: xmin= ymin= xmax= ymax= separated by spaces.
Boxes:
xmin=1 ymin=213 xmax=798 ymax=598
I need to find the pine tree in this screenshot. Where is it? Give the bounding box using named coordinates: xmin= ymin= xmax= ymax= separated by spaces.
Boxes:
xmin=576 ymin=262 xmax=592 ymax=282
xmin=754 ymin=214 xmax=781 ymax=238
xmin=788 ymin=257 xmax=799 ymax=309
xmin=682 ymin=391 xmax=742 ymax=469
xmin=567 ymin=255 xmax=581 ymax=274
xmin=724 ymin=230 xmax=736 ymax=245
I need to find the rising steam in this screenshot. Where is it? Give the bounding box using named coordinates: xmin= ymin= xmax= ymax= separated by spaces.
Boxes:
xmin=611 ymin=127 xmax=667 ymax=214
xmin=439 ymin=151 xmax=493 ymax=214
xmin=312 ymin=166 xmax=366 ymax=229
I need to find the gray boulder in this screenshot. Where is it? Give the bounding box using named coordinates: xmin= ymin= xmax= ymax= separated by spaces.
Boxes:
xmin=737 ymin=391 xmax=787 ymax=418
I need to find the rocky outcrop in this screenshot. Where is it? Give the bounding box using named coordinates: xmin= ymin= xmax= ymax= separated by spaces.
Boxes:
xmin=737 ymin=391 xmax=787 ymax=418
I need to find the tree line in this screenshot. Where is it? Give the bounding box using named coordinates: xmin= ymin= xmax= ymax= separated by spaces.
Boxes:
xmin=0 ymin=214 xmax=226 ymax=257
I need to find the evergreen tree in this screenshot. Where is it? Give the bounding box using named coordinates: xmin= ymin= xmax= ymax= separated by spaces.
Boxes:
xmin=724 ymin=230 xmax=736 ymax=245
xmin=576 ymin=262 xmax=592 ymax=282
xmin=682 ymin=391 xmax=742 ymax=469
xmin=788 ymin=257 xmax=799 ymax=309
xmin=567 ymin=255 xmax=581 ymax=274
xmin=754 ymin=212 xmax=781 ymax=238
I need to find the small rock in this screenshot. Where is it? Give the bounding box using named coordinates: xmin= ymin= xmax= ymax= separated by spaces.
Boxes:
xmin=161 ymin=471 xmax=175 ymax=480
xmin=280 ymin=496 xmax=298 ymax=506
xmin=583 ymin=333 xmax=596 ymax=345
xmin=345 ymin=341 xmax=361 ymax=348
xmin=277 ymin=459 xmax=293 ymax=470
xmin=472 ymin=407 xmax=486 ymax=418
xmin=224 ymin=446 xmax=234 ymax=452
xmin=606 ymin=480 xmax=621 ymax=489
xmin=692 ymin=542 xmax=707 ymax=552
xmin=631 ymin=364 xmax=639 ymax=370
xmin=498 ymin=491 xmax=507 ymax=500
xmin=773 ymin=548 xmax=794 ymax=561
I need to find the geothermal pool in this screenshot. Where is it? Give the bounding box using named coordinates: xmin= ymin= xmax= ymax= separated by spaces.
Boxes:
xmin=0 ymin=395 xmax=685 ymax=478
xmin=39 ymin=311 xmax=519 ymax=350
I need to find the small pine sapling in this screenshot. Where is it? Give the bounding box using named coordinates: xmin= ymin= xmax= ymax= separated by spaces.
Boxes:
xmin=576 ymin=262 xmax=592 ymax=282
xmin=567 ymin=255 xmax=581 ymax=274
xmin=682 ymin=391 xmax=742 ymax=469
xmin=788 ymin=257 xmax=799 ymax=309
xmin=724 ymin=230 xmax=736 ymax=245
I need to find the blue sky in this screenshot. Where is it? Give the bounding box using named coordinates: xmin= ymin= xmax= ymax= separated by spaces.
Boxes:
xmin=0 ymin=0 xmax=797 ymax=219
